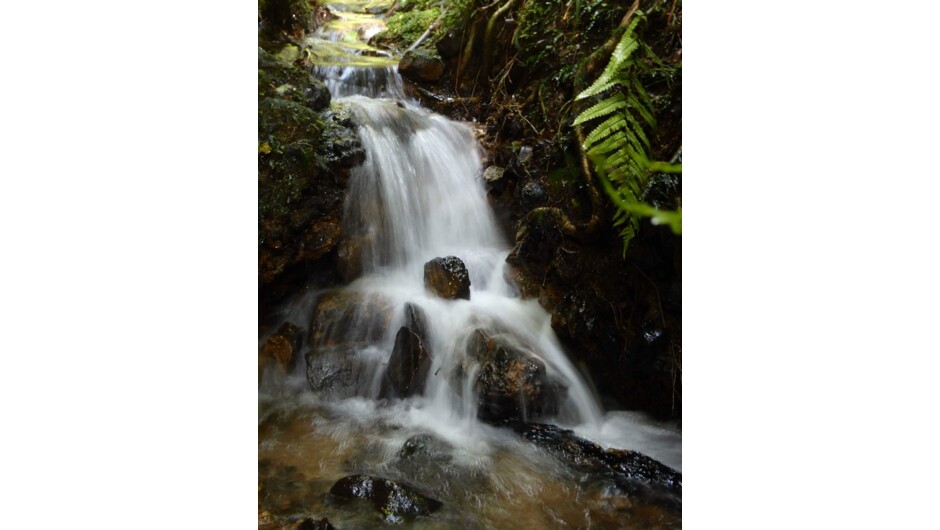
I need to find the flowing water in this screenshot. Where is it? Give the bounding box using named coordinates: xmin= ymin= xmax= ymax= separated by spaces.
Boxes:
xmin=260 ymin=2 xmax=681 ymax=528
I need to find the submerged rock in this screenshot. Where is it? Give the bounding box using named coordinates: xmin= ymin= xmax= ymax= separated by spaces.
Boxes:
xmin=467 ymin=329 xmax=562 ymax=423
xmin=399 ymin=48 xmax=444 ymax=82
xmin=424 ymin=256 xmax=470 ymax=300
xmin=329 ymin=474 xmax=442 ymax=524
xmin=305 ymin=291 xmax=394 ymax=394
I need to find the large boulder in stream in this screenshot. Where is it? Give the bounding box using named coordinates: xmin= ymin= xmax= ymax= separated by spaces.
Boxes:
xmin=424 ymin=256 xmax=471 ymax=300
xmin=330 ymin=474 xmax=443 ymax=524
xmin=383 ymin=303 xmax=432 ymax=397
xmin=467 ymin=329 xmax=562 ymax=423
xmin=305 ymin=291 xmax=394 ymax=395
xmin=399 ymin=48 xmax=445 ymax=82
xmin=508 ymin=422 xmax=682 ymax=510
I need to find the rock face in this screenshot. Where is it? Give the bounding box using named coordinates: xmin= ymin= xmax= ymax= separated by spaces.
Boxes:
xmin=305 ymin=291 xmax=394 ymax=396
xmin=329 ymin=475 xmax=443 ymax=524
xmin=467 ymin=329 xmax=561 ymax=423
xmin=399 ymin=48 xmax=445 ymax=82
xmin=384 ymin=304 xmax=432 ymax=398
xmin=258 ymin=46 xmax=365 ymax=315
xmin=423 ymin=256 xmax=470 ymax=300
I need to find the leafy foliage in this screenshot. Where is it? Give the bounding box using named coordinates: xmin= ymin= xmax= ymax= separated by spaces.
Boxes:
xmin=573 ymin=12 xmax=681 ymax=254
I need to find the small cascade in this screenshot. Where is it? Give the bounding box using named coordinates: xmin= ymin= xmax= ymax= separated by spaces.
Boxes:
xmin=294 ymin=2 xmax=606 ymax=433
xmin=260 ymin=2 xmax=681 ymax=526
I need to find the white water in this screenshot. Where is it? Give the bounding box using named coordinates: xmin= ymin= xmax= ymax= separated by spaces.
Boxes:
xmin=264 ymin=2 xmax=681 ymax=475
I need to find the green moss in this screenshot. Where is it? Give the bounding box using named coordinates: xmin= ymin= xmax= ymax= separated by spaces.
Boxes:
xmin=372 ymin=7 xmax=440 ymax=49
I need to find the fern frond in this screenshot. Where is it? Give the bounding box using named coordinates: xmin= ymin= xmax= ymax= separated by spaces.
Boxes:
xmin=572 ymin=93 xmax=627 ymax=126
xmin=582 ymin=114 xmax=626 ymax=150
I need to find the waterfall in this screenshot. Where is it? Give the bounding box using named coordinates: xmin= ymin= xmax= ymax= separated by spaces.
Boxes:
xmin=299 ymin=8 xmax=608 ymax=437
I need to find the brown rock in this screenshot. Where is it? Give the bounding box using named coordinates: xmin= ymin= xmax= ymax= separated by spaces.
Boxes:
xmin=399 ymin=49 xmax=445 ymax=82
xmin=423 ymin=256 xmax=470 ymax=300
xmin=467 ymin=329 xmax=563 ymax=423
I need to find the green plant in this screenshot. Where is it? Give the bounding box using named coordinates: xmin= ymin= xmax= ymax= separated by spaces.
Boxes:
xmin=573 ymin=12 xmax=681 ymax=254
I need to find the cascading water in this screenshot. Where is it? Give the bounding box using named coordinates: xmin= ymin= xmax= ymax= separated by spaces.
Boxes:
xmin=259 ymin=3 xmax=680 ymax=528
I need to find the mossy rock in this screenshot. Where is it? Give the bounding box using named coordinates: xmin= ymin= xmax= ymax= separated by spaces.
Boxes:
xmin=399 ymin=47 xmax=444 ymax=82
xmin=258 ymin=47 xmax=330 ymax=111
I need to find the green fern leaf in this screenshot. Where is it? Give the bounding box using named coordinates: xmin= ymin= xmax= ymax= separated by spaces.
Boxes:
xmin=572 ymin=93 xmax=627 ymax=125
xmin=583 ymin=114 xmax=626 ymax=149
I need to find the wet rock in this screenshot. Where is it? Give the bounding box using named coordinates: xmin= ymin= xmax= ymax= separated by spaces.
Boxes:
xmin=335 ymin=234 xmax=370 ymax=283
xmin=519 ymin=180 xmax=548 ymax=209
xmin=319 ymin=105 xmax=366 ymax=170
xmin=330 ymin=475 xmax=442 ymax=524
xmin=385 ymin=326 xmax=431 ymax=397
xmin=260 ymin=322 xmax=305 ymax=374
xmin=467 ymin=329 xmax=562 ymax=423
xmin=399 ymin=433 xmax=439 ymax=459
xmin=383 ymin=303 xmax=431 ymax=397
xmin=305 ymin=291 xmax=394 ymax=394
xmin=424 ymin=256 xmax=471 ymax=300
xmin=293 ymin=518 xmax=335 ymax=530
xmin=508 ymin=422 xmax=682 ymax=505
xmin=297 ymin=216 xmax=342 ymax=263
xmin=402 ymin=302 xmax=428 ymax=343
xmin=399 ymin=48 xmax=445 ymax=82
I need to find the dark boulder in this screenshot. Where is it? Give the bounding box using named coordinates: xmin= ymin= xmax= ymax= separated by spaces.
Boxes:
xmin=329 ymin=475 xmax=442 ymax=524
xmin=383 ymin=303 xmax=432 ymax=398
xmin=467 ymin=329 xmax=562 ymax=423
xmin=399 ymin=48 xmax=445 ymax=82
xmin=385 ymin=326 xmax=431 ymax=397
xmin=508 ymin=422 xmax=681 ymax=509
xmin=424 ymin=256 xmax=470 ymax=300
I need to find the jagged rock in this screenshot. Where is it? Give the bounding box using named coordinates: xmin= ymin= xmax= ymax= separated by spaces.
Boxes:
xmin=385 ymin=327 xmax=431 ymax=397
xmin=399 ymin=48 xmax=444 ymax=82
xmin=329 ymin=475 xmax=442 ymax=524
xmin=467 ymin=329 xmax=562 ymax=422
xmin=384 ymin=304 xmax=432 ymax=397
xmin=402 ymin=302 xmax=428 ymax=343
xmin=305 ymin=291 xmax=394 ymax=394
xmin=423 ymin=256 xmax=470 ymax=300
xmin=508 ymin=422 xmax=682 ymax=510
